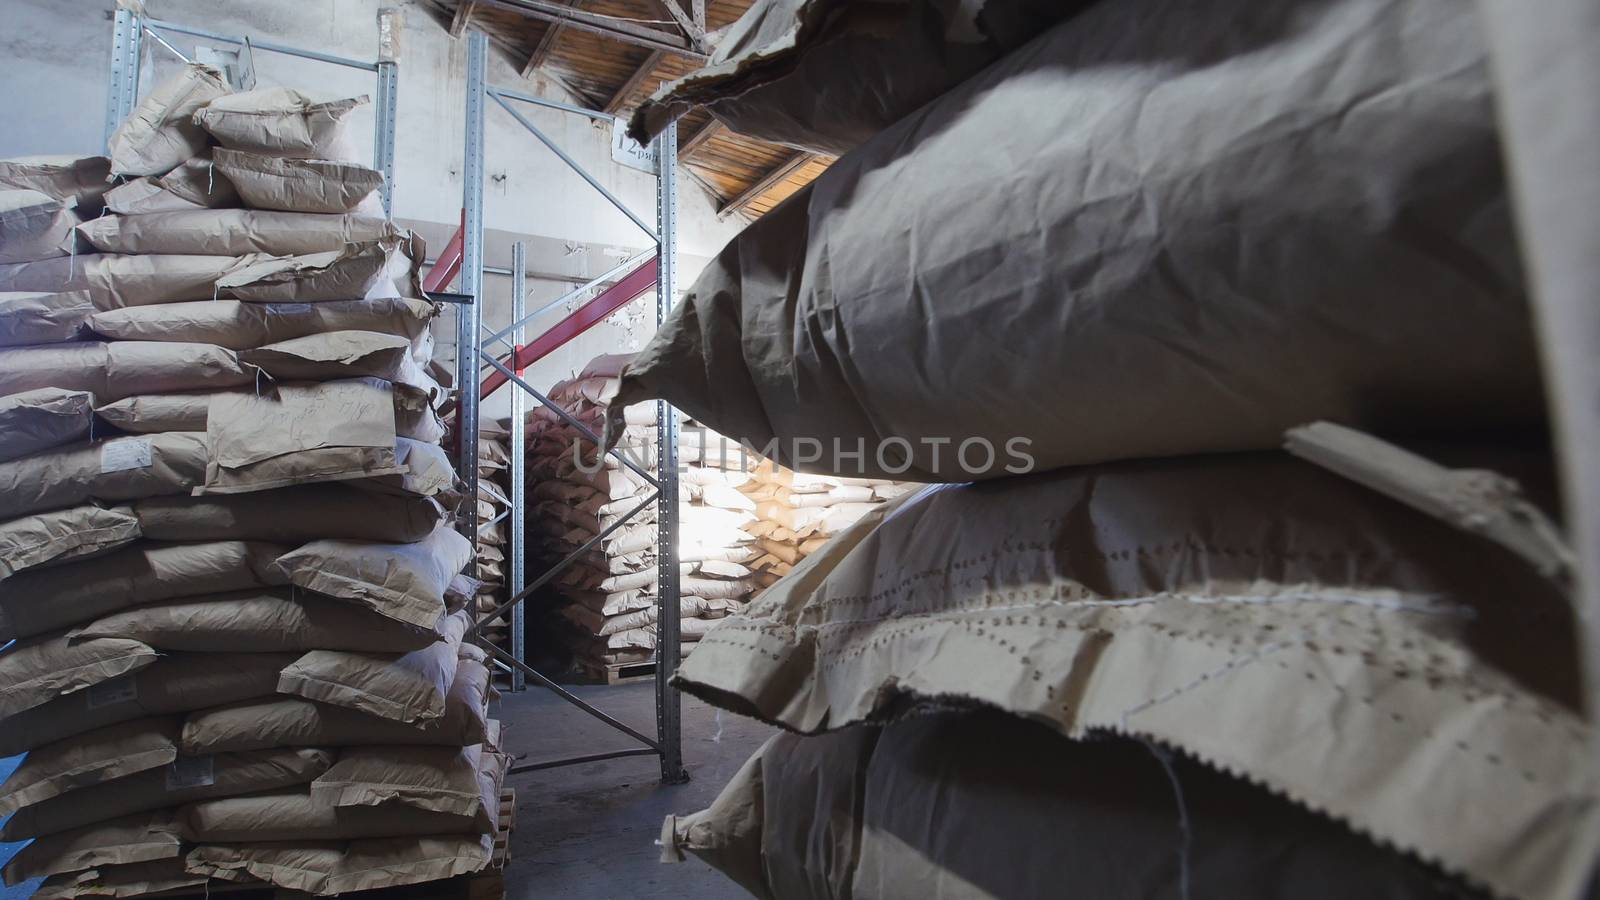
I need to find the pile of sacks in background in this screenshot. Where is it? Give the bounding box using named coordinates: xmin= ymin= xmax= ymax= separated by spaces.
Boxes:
xmin=524 ymin=354 xmax=703 ymax=672
xmin=471 ymin=422 xmax=514 ymax=675
xmin=0 ymin=63 xmax=507 ymax=897
xmin=737 ymin=461 xmax=914 ymax=587
xmin=523 ymin=354 xmax=906 ymax=676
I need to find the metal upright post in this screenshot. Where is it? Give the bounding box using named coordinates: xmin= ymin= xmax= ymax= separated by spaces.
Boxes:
xmin=374 ymin=8 xmax=401 ymax=217
xmin=654 ymin=121 xmax=687 ymax=784
xmin=374 ymin=63 xmax=398 ymax=215
xmin=455 ymin=31 xmax=487 ymax=542
xmin=447 ymin=37 xmax=693 ymax=776
xmin=508 ymin=241 xmax=529 ymax=691
xmin=105 ymin=8 xmax=144 ymax=149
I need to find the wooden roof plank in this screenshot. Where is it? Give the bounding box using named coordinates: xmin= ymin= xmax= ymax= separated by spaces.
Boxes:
xmin=679 ymin=119 xmax=724 ymax=159
xmin=719 ymin=151 xmax=816 ymax=218
xmin=604 ymin=49 xmax=666 ymax=113
xmin=521 ymin=0 xmax=576 ymax=76
xmin=437 ymin=0 xmax=835 ymax=224
xmin=450 ymin=1 xmax=478 ymax=36
xmin=477 ymin=0 xmax=706 ymax=56
xmin=655 ymin=0 xmax=706 ymax=45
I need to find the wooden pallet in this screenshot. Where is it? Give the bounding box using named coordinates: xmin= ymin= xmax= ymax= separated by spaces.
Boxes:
xmin=492 ymin=787 xmax=516 ymax=868
xmin=145 ymin=789 xmax=517 ymax=900
xmin=575 ymin=658 xmax=657 ymax=685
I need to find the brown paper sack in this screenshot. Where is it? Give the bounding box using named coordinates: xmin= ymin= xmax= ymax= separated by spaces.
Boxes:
xmin=0 ymin=290 xmax=96 ymax=346
xmin=672 ymin=448 xmax=1590 ymax=900
xmin=0 ymin=651 xmax=294 ymax=758
xmin=611 ymin=0 xmax=1543 ymax=481
xmin=211 ymin=148 xmax=383 ymax=214
xmin=0 ymin=503 xmax=140 ymax=580
xmin=0 ymin=748 xmax=336 ymax=842
xmin=0 ymin=387 xmax=92 ymax=462
xmin=108 ymin=63 xmax=230 ymax=177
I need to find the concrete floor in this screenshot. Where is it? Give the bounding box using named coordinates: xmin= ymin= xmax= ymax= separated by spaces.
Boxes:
xmin=493 ymin=681 xmax=775 ymax=900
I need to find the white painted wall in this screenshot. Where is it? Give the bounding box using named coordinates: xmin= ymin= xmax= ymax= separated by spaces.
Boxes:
xmin=0 ymin=0 xmax=745 ymax=407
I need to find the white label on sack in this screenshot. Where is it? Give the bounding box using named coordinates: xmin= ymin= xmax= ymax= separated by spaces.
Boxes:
xmin=166 ymin=755 xmax=216 ymax=791
xmin=269 ymin=303 xmax=313 ymax=315
xmin=85 ymin=676 xmax=138 ymax=709
xmin=101 ymin=438 xmax=153 ymax=473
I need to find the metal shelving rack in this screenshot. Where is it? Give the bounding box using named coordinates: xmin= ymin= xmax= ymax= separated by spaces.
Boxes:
xmin=105 ymin=7 xmax=401 ymax=214
xmin=455 ymin=30 xmax=687 ymax=784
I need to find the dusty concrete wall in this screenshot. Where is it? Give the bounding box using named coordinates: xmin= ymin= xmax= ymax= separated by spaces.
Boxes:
xmin=0 ymin=0 xmax=745 ymax=404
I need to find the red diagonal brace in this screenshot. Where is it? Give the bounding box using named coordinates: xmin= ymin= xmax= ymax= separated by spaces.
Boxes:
xmin=423 ymin=209 xmax=466 ymax=294
xmin=480 ymin=257 xmax=659 ymax=400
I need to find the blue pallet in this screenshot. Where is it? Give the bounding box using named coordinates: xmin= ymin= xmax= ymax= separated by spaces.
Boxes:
xmin=0 ymin=754 xmax=37 ymax=900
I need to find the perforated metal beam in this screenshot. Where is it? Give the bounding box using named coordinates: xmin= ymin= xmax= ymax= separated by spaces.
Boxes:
xmin=105 ymin=9 xmax=143 ymax=149
xmin=654 ymin=119 xmax=688 ymax=785
xmin=455 ymin=32 xmax=488 ymax=541
xmin=508 ymin=241 xmax=529 ymax=691
xmin=374 ymin=7 xmax=401 ymax=217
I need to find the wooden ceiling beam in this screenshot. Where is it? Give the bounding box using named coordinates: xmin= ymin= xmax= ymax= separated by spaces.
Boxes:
xmin=679 ymin=119 xmax=723 ymax=160
xmin=450 ymin=1 xmax=479 ymax=37
xmin=719 ymin=151 xmax=815 ymax=218
xmin=519 ymin=0 xmax=576 ymax=76
xmin=604 ymin=49 xmax=666 ymax=114
xmin=655 ymin=0 xmax=706 ymax=46
xmin=477 ymin=0 xmax=707 ymax=57
xmin=441 ymin=0 xmax=599 ymax=103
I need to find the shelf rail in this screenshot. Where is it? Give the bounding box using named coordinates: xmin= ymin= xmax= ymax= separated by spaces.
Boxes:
xmin=454 ymin=30 xmax=686 ymax=784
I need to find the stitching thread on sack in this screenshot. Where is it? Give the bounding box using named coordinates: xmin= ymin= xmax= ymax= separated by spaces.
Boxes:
xmin=1091 ymin=716 xmax=1514 ymax=900
xmin=1140 ymin=739 xmax=1193 ymax=900
xmin=1119 ymin=642 xmax=1290 ymax=730
xmin=710 ymin=590 xmax=1578 ymax=727
xmin=809 ymin=591 xmax=1460 ymax=633
xmin=798 ymin=529 xmax=1432 ymax=615
xmin=802 ymin=611 xmax=1587 ymax=778
xmin=763 ymin=591 xmax=1419 ymax=657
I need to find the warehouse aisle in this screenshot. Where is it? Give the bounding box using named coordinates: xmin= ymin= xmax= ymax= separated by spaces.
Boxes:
xmin=497 ymin=683 xmax=773 ymax=899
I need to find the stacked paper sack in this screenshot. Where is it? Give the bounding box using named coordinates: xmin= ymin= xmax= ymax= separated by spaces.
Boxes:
xmin=471 ymin=423 xmax=514 ymax=670
xmin=0 ymin=64 xmax=505 ymax=897
xmin=617 ymin=1 xmax=1598 ymax=899
xmin=737 ymin=461 xmax=915 ymax=586
xmin=523 ymin=354 xmax=905 ymax=675
xmin=524 ymin=355 xmax=720 ymax=671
